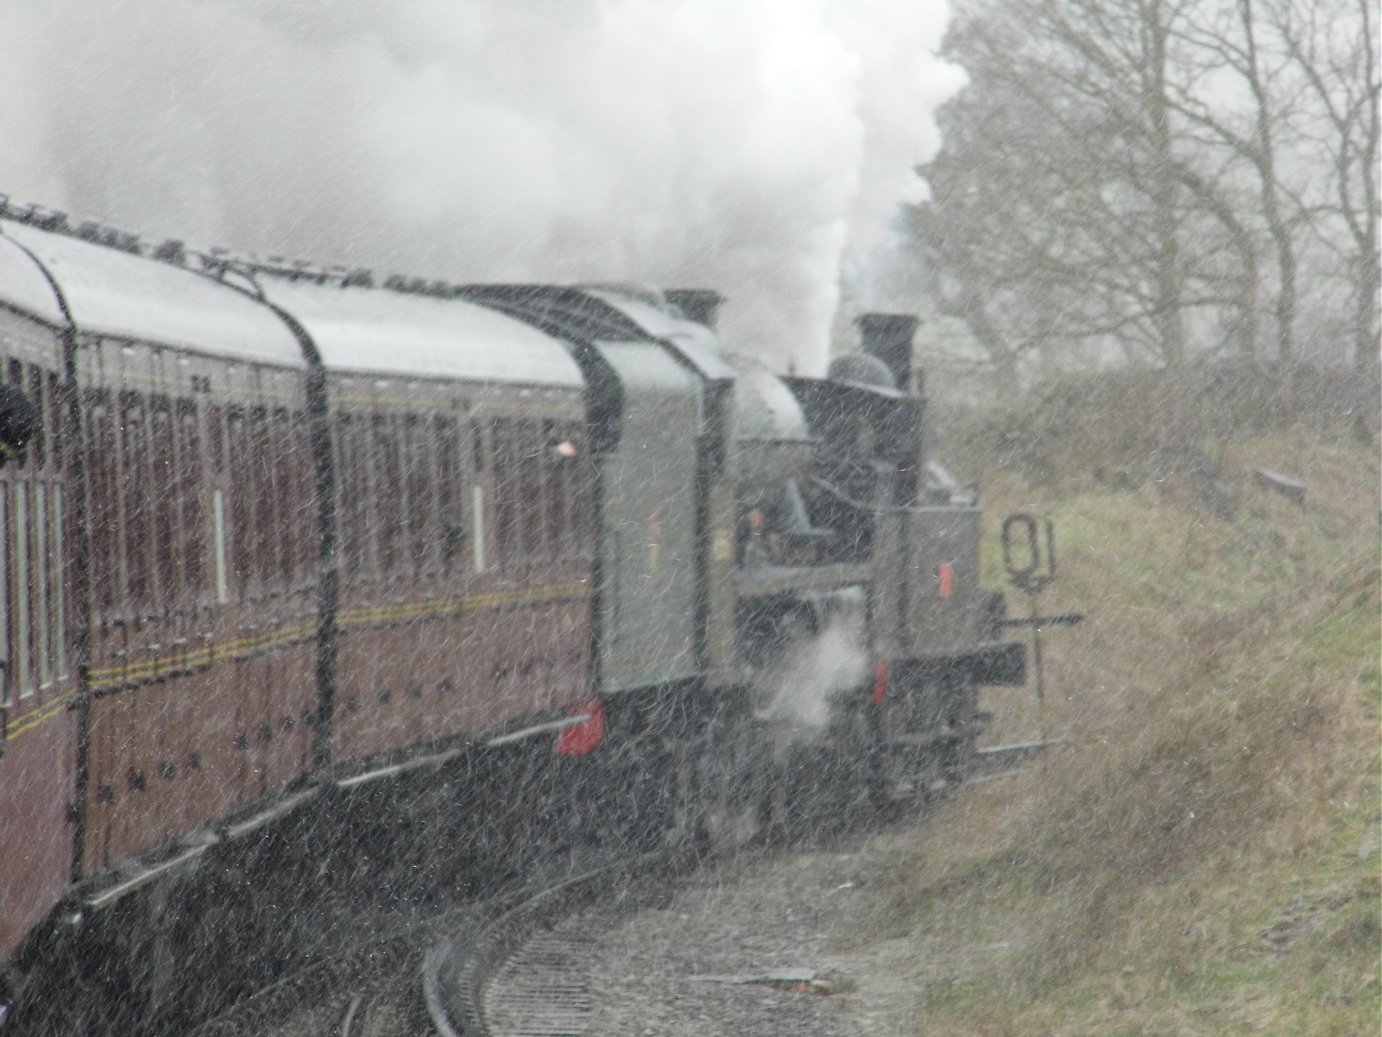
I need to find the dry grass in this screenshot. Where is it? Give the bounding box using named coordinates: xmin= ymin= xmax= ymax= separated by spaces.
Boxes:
xmin=889 ymin=419 xmax=1380 ymax=1035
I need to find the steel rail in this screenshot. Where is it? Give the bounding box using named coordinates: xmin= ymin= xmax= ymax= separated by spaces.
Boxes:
xmin=423 ymin=853 xmax=678 ymax=1037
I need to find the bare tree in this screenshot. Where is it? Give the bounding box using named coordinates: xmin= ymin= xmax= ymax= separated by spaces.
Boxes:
xmin=1171 ymin=0 xmax=1312 ymax=365
xmin=912 ymin=0 xmax=1379 ymax=384
xmin=911 ymin=0 xmax=1238 ymax=378
xmin=1268 ymin=0 xmax=1380 ymax=371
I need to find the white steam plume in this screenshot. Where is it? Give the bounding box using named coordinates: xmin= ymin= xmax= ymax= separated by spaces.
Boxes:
xmin=0 ymin=0 xmax=962 ymax=371
xmin=755 ymin=617 xmax=871 ymax=734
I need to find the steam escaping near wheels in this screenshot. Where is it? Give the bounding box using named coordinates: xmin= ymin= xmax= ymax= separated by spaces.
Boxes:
xmin=754 ymin=601 xmax=870 ymax=738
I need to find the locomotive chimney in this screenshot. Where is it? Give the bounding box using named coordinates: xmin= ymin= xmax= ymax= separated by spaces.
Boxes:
xmin=665 ymin=288 xmax=723 ymax=330
xmin=857 ymin=312 xmax=925 ymax=504
xmin=856 ymin=313 xmax=919 ymax=394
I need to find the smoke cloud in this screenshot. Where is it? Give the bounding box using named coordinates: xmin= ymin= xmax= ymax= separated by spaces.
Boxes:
xmin=0 ymin=0 xmax=962 ymax=371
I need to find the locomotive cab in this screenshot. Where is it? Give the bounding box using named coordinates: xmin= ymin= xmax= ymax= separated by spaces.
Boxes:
xmin=721 ymin=311 xmax=1026 ymax=808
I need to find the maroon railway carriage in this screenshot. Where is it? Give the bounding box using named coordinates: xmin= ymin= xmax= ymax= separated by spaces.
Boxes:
xmin=0 ymin=221 xmax=316 ymax=952
xmin=0 ymin=216 xmax=602 ymax=993
xmin=0 ymin=231 xmax=76 ymax=963
xmin=254 ymin=277 xmax=593 ymax=766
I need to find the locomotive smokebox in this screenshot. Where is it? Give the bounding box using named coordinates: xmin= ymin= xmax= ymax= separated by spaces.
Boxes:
xmin=856 ymin=313 xmax=919 ymax=395
xmin=665 ymin=288 xmax=723 ymax=330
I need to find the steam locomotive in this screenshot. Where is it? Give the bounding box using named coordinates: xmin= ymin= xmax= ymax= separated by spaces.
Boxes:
xmin=0 ymin=201 xmax=1024 ymax=1033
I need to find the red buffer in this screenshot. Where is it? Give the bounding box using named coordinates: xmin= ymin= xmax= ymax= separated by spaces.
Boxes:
xmin=555 ymin=698 xmax=605 ymax=756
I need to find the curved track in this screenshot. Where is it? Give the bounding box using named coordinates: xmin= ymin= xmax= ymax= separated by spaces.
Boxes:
xmin=184 ymin=740 xmax=1054 ymax=1037
xmin=434 ymin=742 xmax=1056 ymax=1037
xmin=188 ymin=903 xmax=466 ymax=1037
xmin=423 ymin=854 xmax=677 ymax=1037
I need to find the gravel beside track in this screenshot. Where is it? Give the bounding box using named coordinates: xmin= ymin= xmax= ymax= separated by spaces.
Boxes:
xmin=580 ymin=824 xmax=928 ymax=1037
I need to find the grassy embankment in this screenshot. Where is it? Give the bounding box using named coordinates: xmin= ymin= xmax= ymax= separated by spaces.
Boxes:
xmin=889 ymin=383 xmax=1379 ymax=1035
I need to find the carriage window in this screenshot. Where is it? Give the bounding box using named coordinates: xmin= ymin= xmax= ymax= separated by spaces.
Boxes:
xmin=150 ymin=398 xmax=178 ymax=605
xmin=249 ymin=407 xmax=276 ymax=591
xmin=12 ymin=483 xmax=29 ymax=697
xmin=373 ymin=414 xmax=403 ymax=578
xmin=226 ymin=409 xmax=252 ymax=600
xmin=206 ymin=404 xmax=225 ymax=473
xmin=212 ymin=489 xmax=229 ymax=604
xmin=337 ymin=412 xmax=370 ymax=581
xmin=177 ymin=400 xmax=206 ymax=603
xmin=85 ymin=393 xmax=119 ymax=616
xmin=470 ymin=419 xmax=490 ymax=575
xmin=403 ymin=414 xmax=432 ymax=575
xmin=5 ymin=361 xmax=26 ymax=470
xmin=27 ymin=366 xmax=45 ymax=470
xmin=120 ymin=392 xmax=153 ymax=612
xmin=493 ymin=419 xmax=521 ymax=565
xmin=544 ymin=421 xmax=567 ymax=560
xmin=472 ymin=418 xmax=489 ymax=477
xmin=50 ymin=484 xmax=66 ymax=680
xmin=435 ymin=416 xmax=461 ymax=573
xmin=47 ymin=371 xmax=61 ymax=467
xmin=569 ymin=426 xmax=594 ymax=559
xmin=472 ymin=484 xmax=486 ymax=575
xmin=519 ymin=421 xmax=546 ymax=562
xmin=33 ymin=484 xmax=51 ymax=688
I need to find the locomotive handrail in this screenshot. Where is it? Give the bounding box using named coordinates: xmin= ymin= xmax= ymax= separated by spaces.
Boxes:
xmin=999 ymin=612 xmax=1085 ymax=628
xmin=807 ymin=475 xmax=974 ymax=515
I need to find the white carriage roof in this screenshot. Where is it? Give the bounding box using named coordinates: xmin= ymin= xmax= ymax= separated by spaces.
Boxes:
xmin=585 ymin=288 xmax=737 ymax=382
xmin=0 ymin=220 xmax=306 ymax=367
xmin=0 ymin=230 xmax=67 ymax=326
xmin=261 ymin=278 xmax=585 ymax=390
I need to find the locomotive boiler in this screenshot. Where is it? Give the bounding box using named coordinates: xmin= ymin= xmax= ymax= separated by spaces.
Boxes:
xmin=0 ymin=201 xmax=1024 ymax=1034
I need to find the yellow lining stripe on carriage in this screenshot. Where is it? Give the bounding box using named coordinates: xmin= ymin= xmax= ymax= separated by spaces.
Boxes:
xmin=5 ymin=689 xmax=78 ymax=739
xmin=5 ymin=581 xmax=592 ymax=741
xmin=81 ymin=582 xmax=590 ymax=693
xmin=338 ymin=581 xmax=591 ymax=627
xmin=86 ymin=620 xmax=319 ymax=687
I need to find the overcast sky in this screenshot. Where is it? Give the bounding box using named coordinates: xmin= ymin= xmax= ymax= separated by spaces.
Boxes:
xmin=0 ymin=0 xmax=962 ymax=371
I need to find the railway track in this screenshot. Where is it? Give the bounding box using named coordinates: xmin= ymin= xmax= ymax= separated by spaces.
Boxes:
xmin=186 ymin=741 xmax=1058 ymax=1037
xmin=423 ymin=854 xmax=677 ymax=1037
xmin=186 ymin=856 xmax=670 ymax=1036
xmin=481 ymin=923 xmax=599 ymax=1037
xmin=188 ymin=913 xmax=439 ymax=1037
xmin=428 ymin=742 xmax=1063 ymax=1037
